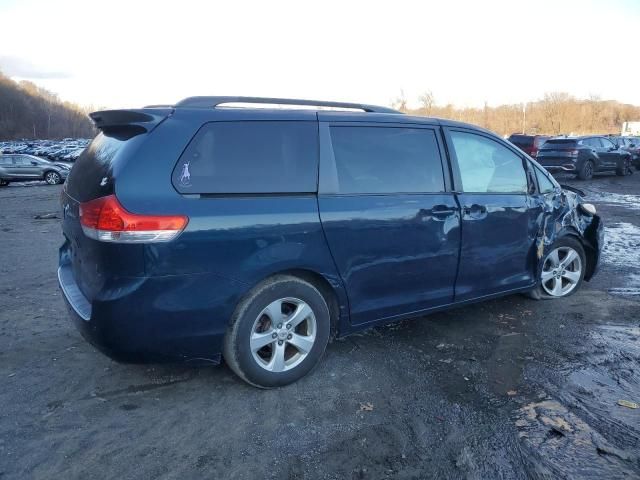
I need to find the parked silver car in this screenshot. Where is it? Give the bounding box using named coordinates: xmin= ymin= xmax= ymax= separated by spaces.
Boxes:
xmin=0 ymin=154 xmax=70 ymax=186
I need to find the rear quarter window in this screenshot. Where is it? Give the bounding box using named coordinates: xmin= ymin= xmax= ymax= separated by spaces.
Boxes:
xmin=172 ymin=121 xmax=318 ymax=194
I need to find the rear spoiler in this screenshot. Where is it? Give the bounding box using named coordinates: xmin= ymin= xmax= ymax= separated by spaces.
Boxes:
xmin=89 ymin=108 xmax=172 ymax=133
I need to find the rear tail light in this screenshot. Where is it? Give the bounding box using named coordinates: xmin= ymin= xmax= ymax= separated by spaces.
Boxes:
xmin=79 ymin=194 xmax=188 ymax=243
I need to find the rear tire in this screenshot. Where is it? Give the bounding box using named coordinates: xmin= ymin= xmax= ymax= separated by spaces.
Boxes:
xmin=223 ymin=275 xmax=331 ymax=388
xmin=577 ymin=160 xmax=594 ymax=180
xmin=616 ymin=157 xmax=632 ymax=176
xmin=527 ymin=236 xmax=586 ymax=300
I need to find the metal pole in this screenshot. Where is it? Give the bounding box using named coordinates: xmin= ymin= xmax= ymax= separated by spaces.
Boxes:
xmin=522 ymin=103 xmax=527 ymax=134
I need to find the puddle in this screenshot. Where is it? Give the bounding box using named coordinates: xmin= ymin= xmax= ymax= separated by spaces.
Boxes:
xmin=515 ymin=399 xmax=638 ymax=478
xmin=515 ymin=325 xmax=640 ymax=478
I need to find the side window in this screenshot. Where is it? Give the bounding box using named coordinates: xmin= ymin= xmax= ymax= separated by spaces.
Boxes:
xmin=590 ymin=138 xmax=603 ymax=148
xmin=601 ymin=138 xmax=615 ymax=149
xmin=329 ymin=126 xmax=445 ymax=194
xmin=449 ymin=131 xmax=528 ymax=193
xmin=534 ymin=165 xmax=556 ymax=194
xmin=172 ymin=121 xmax=318 ymax=194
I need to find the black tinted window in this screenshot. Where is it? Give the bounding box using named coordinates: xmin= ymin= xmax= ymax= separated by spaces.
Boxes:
xmin=450 ymin=131 xmax=527 ymax=193
xmin=173 ymin=121 xmax=317 ymax=194
xmin=544 ymin=139 xmax=577 ymax=148
xmin=329 ymin=126 xmax=444 ymax=194
xmin=508 ymin=135 xmax=533 ymax=147
xmin=66 ymin=130 xmax=142 ymax=202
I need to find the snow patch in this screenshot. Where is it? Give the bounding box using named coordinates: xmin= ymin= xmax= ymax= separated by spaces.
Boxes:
xmin=586 ymin=192 xmax=640 ymax=211
xmin=602 ymin=222 xmax=640 ymax=268
xmin=603 ymin=223 xmax=640 ymax=297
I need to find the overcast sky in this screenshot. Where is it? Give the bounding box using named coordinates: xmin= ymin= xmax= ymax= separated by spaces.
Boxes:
xmin=0 ymin=0 xmax=638 ymax=109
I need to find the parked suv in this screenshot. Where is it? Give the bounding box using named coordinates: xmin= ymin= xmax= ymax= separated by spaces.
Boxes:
xmin=58 ymin=97 xmax=603 ymax=387
xmin=507 ymin=134 xmax=550 ymax=158
xmin=536 ymin=136 xmax=633 ymax=180
xmin=0 ymin=154 xmax=69 ymax=186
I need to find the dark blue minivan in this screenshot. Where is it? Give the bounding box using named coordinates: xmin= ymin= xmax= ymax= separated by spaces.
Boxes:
xmin=58 ymin=97 xmax=603 ymax=387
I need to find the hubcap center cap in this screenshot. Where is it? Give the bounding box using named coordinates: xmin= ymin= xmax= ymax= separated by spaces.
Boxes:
xmin=277 ymin=330 xmax=288 ymax=340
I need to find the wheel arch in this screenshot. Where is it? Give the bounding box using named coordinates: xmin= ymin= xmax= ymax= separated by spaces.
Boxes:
xmin=274 ymin=268 xmax=344 ymax=338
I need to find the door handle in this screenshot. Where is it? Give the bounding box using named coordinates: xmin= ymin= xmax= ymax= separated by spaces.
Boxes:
xmin=430 ymin=204 xmax=457 ymax=220
xmin=463 ymin=204 xmax=487 ymax=219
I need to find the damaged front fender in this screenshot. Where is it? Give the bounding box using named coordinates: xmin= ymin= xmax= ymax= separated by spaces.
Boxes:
xmin=533 ymin=188 xmax=604 ymax=282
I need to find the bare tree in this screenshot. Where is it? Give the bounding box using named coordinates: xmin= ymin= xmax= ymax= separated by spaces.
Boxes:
xmin=418 ymin=90 xmax=435 ymax=115
xmin=392 ymin=89 xmax=408 ymax=113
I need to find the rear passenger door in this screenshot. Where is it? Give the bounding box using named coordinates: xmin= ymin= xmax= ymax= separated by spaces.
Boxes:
xmin=445 ymin=128 xmax=537 ymax=301
xmin=599 ymin=137 xmax=619 ymax=168
xmin=318 ymin=121 xmax=460 ymax=325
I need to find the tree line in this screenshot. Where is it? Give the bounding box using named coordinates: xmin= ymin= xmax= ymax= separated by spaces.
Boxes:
xmin=393 ymin=90 xmax=640 ymax=137
xmin=0 ymin=70 xmax=95 ymax=140
xmin=2 ymin=69 xmax=639 ymax=140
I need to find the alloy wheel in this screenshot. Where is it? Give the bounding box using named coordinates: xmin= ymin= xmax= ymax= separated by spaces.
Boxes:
xmin=250 ymin=297 xmax=317 ymax=372
xmin=541 ymin=247 xmax=582 ymax=297
xmin=45 ymin=172 xmax=60 ymax=185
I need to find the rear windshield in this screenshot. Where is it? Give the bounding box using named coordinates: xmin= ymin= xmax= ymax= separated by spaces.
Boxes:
xmin=508 ymin=135 xmax=533 ymax=147
xmin=172 ymin=121 xmax=318 ymax=194
xmin=65 ymin=129 xmax=143 ymax=201
xmin=540 ymin=139 xmax=577 ymax=148
xmin=533 ymin=137 xmax=549 ymax=147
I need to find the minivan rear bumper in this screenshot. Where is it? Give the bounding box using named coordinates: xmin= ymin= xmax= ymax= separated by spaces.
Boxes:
xmin=58 ymin=261 xmax=247 ymax=365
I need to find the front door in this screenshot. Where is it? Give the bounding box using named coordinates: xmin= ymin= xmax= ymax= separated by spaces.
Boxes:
xmin=15 ymin=156 xmax=41 ymax=178
xmin=445 ymin=128 xmax=537 ymax=301
xmin=318 ymin=121 xmax=460 ymax=325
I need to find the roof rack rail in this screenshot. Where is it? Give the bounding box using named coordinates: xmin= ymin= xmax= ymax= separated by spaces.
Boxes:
xmin=174 ymin=96 xmax=401 ymax=114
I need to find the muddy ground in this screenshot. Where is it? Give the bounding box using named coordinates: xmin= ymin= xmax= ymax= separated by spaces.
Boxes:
xmin=0 ymin=173 xmax=638 ymax=480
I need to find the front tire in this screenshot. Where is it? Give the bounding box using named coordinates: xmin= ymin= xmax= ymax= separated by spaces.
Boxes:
xmin=577 ymin=160 xmax=594 ymax=180
xmin=527 ymin=236 xmax=586 ymax=300
xmin=44 ymin=171 xmax=61 ymax=185
xmin=223 ymin=275 xmax=331 ymax=388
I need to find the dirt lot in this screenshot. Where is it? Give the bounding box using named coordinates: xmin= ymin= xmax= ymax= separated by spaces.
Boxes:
xmin=0 ymin=173 xmax=639 ymax=480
